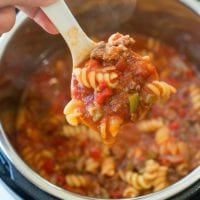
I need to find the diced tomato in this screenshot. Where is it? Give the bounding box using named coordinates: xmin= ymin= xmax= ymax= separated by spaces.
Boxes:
xmin=71 ymin=88 xmax=78 ymax=98
xmin=89 ymin=146 xmax=101 ymax=160
xmin=109 ymin=189 xmax=123 ymax=198
xmin=86 ymin=59 xmax=99 ymax=68
xmin=169 ymin=121 xmax=180 ymax=130
xmin=95 ymin=88 xmax=113 ymax=104
xmin=42 ymin=159 xmax=55 ymax=174
xmin=98 ymin=81 xmax=108 ymax=90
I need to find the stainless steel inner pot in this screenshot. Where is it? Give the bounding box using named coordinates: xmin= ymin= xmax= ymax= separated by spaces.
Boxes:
xmin=0 ymin=0 xmax=200 ymax=199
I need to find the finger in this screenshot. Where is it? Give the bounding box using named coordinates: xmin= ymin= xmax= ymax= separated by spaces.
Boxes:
xmin=19 ymin=6 xmax=58 ymax=35
xmin=0 ymin=6 xmax=16 ymax=33
xmin=0 ymin=0 xmax=57 ymax=7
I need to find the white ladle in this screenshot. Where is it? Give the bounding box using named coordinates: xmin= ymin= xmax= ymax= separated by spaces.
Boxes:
xmin=41 ymin=0 xmax=96 ymax=67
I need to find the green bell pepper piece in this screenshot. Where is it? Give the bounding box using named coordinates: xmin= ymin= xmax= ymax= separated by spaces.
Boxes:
xmin=129 ymin=93 xmax=139 ymax=112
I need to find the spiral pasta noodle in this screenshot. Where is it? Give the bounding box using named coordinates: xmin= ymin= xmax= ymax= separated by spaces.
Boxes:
xmin=146 ymin=81 xmax=176 ymax=101
xmin=155 ymin=127 xmax=189 ymax=160
xmin=73 ymin=67 xmax=119 ymax=89
xmin=63 ymin=99 xmax=83 ymax=126
xmin=155 ymin=126 xmax=170 ymax=145
xmin=100 ymin=116 xmax=123 ymax=145
xmin=16 ymin=107 xmax=26 ymax=130
xmin=190 ymin=85 xmax=200 ymax=114
xmin=153 ymin=166 xmax=168 ymax=192
xmin=143 ymin=159 xmax=160 ymax=181
xmin=61 ymin=125 xmax=87 ymax=137
xmin=123 ymin=186 xmax=140 ymax=198
xmin=175 ymin=162 xmax=189 ymax=176
xmin=85 ymin=158 xmax=100 ymax=173
xmin=101 ymin=157 xmax=116 ymax=176
xmin=65 ymin=175 xmax=88 ymax=187
xmin=145 ymin=160 xmax=168 ymax=192
xmin=137 ymin=118 xmax=164 ymax=132
xmin=86 ymin=129 xmax=101 ymax=142
xmin=123 ymin=171 xmax=151 ymax=190
xmin=21 ymin=146 xmax=35 ymax=164
xmin=121 ymin=160 xmax=168 ymax=194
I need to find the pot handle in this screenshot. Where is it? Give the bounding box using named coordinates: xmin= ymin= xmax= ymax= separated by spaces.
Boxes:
xmin=0 ymin=148 xmax=57 ymax=200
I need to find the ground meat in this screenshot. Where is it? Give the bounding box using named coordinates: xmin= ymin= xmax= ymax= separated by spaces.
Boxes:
xmin=91 ymin=34 xmax=135 ymax=62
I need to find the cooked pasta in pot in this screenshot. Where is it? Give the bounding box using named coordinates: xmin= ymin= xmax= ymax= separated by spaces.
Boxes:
xmin=15 ymin=34 xmax=200 ymax=199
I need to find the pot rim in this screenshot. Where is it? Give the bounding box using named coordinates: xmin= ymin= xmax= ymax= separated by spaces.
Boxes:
xmin=0 ymin=6 xmax=200 ymax=200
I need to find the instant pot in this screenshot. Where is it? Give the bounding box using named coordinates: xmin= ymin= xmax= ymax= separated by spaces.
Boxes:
xmin=0 ymin=0 xmax=200 ymax=199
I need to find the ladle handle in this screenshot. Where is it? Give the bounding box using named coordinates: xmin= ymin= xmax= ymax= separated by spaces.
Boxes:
xmin=41 ymin=0 xmax=96 ymax=67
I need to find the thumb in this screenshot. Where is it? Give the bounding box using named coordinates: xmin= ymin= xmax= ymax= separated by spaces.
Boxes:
xmin=0 ymin=0 xmax=57 ymax=7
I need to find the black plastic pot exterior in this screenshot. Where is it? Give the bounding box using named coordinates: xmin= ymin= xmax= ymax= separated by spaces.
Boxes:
xmin=0 ymin=0 xmax=200 ymax=200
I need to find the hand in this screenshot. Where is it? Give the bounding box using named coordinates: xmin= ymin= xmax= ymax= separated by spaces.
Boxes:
xmin=0 ymin=0 xmax=58 ymax=34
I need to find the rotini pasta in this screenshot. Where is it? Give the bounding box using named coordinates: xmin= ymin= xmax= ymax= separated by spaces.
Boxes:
xmin=21 ymin=146 xmax=35 ymax=163
xmin=121 ymin=160 xmax=168 ymax=193
xmin=190 ymin=85 xmax=200 ymax=114
xmin=155 ymin=127 xmax=189 ymax=160
xmin=146 ymin=81 xmax=176 ymax=101
xmin=123 ymin=171 xmax=151 ymax=190
xmin=74 ymin=67 xmax=119 ymax=89
xmin=153 ymin=166 xmax=168 ymax=192
xmin=87 ymin=104 xmax=103 ymax=122
xmin=16 ymin=107 xmax=26 ymax=130
xmin=99 ymin=116 xmax=123 ymax=145
xmin=63 ymin=99 xmax=83 ymax=126
xmin=175 ymin=162 xmax=189 ymax=176
xmin=143 ymin=159 xmax=160 ymax=181
xmin=85 ymin=158 xmax=100 ymax=173
xmin=123 ymin=186 xmax=140 ymax=198
xmin=33 ymin=149 xmax=54 ymax=171
xmin=101 ymin=157 xmax=115 ymax=176
xmin=86 ymin=129 xmax=101 ymax=142
xmin=155 ymin=126 xmax=170 ymax=145
xmin=62 ymin=124 xmax=101 ymax=142
xmin=137 ymin=118 xmax=164 ymax=132
xmin=65 ymin=175 xmax=88 ymax=187
xmin=61 ymin=125 xmax=87 ymax=137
